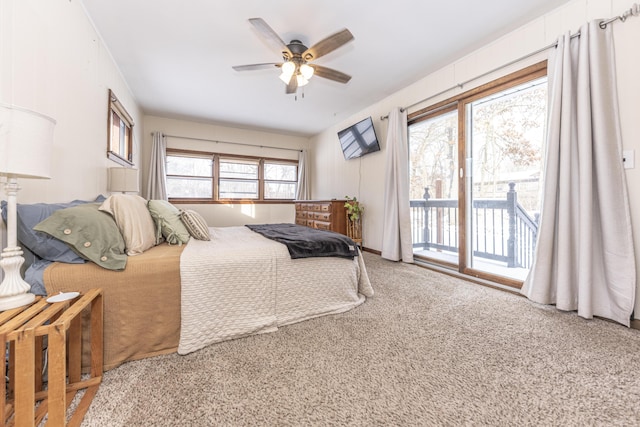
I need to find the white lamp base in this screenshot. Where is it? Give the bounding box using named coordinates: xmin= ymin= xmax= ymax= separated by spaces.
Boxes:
xmin=0 ymin=291 xmax=35 ymax=311
xmin=0 ymin=247 xmax=35 ymax=311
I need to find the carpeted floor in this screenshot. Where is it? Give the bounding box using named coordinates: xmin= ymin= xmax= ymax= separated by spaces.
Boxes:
xmin=81 ymin=252 xmax=640 ymax=426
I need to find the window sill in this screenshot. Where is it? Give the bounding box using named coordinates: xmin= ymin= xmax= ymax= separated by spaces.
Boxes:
xmin=169 ymin=199 xmax=295 ymax=205
xmin=108 ymin=151 xmax=133 ymax=167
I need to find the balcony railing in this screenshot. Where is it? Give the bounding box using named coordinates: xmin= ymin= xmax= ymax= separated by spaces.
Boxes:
xmin=410 ymin=182 xmax=538 ymax=269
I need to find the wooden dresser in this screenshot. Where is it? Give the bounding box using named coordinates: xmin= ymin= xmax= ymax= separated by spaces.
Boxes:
xmin=295 ymin=199 xmax=347 ymax=235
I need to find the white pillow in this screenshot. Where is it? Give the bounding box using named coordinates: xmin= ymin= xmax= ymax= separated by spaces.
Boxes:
xmin=99 ymin=194 xmax=156 ymax=255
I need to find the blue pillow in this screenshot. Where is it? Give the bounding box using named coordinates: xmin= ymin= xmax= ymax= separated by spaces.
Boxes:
xmin=0 ymin=195 xmax=106 ymax=264
xmin=24 ymin=259 xmax=52 ymax=296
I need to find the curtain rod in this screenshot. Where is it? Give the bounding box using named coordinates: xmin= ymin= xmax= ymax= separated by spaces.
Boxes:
xmin=599 ymin=2 xmax=639 ymax=28
xmin=154 ymin=133 xmax=303 ymax=153
xmin=381 ymin=2 xmax=639 ymax=121
xmin=380 ymin=40 xmax=556 ymax=120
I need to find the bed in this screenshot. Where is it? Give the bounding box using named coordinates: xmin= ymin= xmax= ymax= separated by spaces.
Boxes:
xmin=44 ymin=242 xmax=184 ymax=370
xmin=20 ymin=196 xmax=373 ymax=371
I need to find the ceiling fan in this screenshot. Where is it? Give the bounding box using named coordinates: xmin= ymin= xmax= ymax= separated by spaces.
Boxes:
xmin=232 ymin=18 xmax=354 ymax=94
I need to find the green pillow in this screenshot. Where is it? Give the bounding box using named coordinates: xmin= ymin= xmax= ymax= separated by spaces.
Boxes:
xmin=33 ymin=203 xmax=127 ymax=270
xmin=147 ymin=200 xmax=190 ymax=245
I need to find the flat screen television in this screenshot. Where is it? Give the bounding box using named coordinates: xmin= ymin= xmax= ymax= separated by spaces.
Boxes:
xmin=338 ymin=116 xmax=381 ymax=160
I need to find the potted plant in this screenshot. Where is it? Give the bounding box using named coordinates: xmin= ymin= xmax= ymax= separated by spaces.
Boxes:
xmin=344 ymin=196 xmax=363 ymax=244
xmin=344 ymin=196 xmax=363 ymax=222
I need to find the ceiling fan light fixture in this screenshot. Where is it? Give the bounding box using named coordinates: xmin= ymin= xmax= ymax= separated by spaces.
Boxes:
xmin=296 ymin=74 xmax=309 ymax=87
xmin=279 ymin=60 xmax=296 ymax=84
xmin=281 ymin=61 xmax=295 ymax=76
xmin=233 ymin=18 xmax=354 ymax=94
xmin=300 ymin=63 xmax=314 ymax=80
xmin=279 ymin=72 xmax=292 ymax=84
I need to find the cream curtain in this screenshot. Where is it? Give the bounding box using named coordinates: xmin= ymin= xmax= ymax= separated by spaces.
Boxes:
xmin=381 ymin=107 xmax=413 ymax=263
xmin=146 ymin=131 xmax=168 ymax=200
xmin=295 ymin=149 xmax=309 ymax=200
xmin=521 ymin=21 xmax=636 ymax=326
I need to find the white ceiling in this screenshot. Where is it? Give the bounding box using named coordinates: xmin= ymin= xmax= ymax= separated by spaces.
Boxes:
xmin=81 ymin=0 xmax=571 ymax=137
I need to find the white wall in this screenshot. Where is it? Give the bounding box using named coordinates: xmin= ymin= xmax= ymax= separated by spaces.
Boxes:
xmin=0 ymin=0 xmax=143 ymax=266
xmin=143 ymin=115 xmax=309 ymax=226
xmin=308 ymin=0 xmax=640 ymax=317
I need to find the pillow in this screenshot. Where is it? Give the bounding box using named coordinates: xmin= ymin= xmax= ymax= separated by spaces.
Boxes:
xmin=180 ymin=209 xmax=210 ymax=241
xmin=25 ymin=259 xmax=54 ymax=296
xmin=99 ymin=194 xmax=157 ymax=256
xmin=33 ymin=203 xmax=127 ymax=270
xmin=0 ymin=195 xmax=106 ymax=263
xmin=147 ymin=200 xmax=190 ymax=245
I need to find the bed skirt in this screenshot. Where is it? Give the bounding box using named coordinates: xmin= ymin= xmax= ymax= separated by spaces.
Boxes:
xmin=44 ymin=243 xmax=184 ymax=371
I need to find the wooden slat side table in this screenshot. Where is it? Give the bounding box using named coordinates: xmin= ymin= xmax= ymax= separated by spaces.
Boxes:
xmin=0 ymin=288 xmax=103 ymax=427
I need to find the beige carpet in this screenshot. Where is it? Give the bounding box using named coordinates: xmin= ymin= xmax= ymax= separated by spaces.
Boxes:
xmin=81 ymin=252 xmax=640 ymax=426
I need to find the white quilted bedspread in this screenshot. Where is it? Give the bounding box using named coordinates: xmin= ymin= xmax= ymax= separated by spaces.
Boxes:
xmin=178 ymin=226 xmax=373 ymax=355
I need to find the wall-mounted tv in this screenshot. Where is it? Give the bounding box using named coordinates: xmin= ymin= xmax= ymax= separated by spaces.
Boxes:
xmin=338 ymin=116 xmax=381 ymax=160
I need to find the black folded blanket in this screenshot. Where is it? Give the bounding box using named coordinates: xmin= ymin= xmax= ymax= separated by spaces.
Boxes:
xmin=246 ymin=223 xmax=358 ymax=259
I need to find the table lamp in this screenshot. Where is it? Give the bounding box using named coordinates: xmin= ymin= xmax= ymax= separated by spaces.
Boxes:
xmin=0 ymin=104 xmax=55 ymax=310
xmin=108 ymin=167 xmax=139 ymax=194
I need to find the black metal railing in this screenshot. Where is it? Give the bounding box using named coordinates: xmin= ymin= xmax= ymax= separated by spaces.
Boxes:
xmin=410 ymin=182 xmax=538 ymax=269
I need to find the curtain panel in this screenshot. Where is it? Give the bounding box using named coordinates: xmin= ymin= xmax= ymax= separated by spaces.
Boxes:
xmin=381 ymin=107 xmax=413 ymax=263
xmin=295 ymin=149 xmax=309 ymax=200
xmin=146 ymin=131 xmax=168 ymax=201
xmin=521 ymin=21 xmax=636 ymax=326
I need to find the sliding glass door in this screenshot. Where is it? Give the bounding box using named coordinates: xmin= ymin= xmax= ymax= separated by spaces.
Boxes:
xmin=465 ymin=78 xmax=547 ymax=281
xmin=408 ymin=106 xmax=459 ymax=267
xmin=409 ymin=63 xmax=547 ymax=287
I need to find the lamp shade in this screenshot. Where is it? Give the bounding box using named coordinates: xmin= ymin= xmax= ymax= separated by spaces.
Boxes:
xmin=108 ymin=167 xmax=139 ymax=193
xmin=0 ymin=104 xmax=56 ymax=179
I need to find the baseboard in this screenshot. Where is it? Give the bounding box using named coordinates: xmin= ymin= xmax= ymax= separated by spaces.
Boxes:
xmin=631 ymin=319 xmax=640 ymax=331
xmin=362 ymin=247 xmax=381 ymax=255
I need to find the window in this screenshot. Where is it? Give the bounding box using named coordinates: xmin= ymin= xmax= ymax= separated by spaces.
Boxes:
xmin=219 ymin=158 xmax=259 ymax=199
xmin=107 ymin=89 xmax=134 ymax=166
xmin=166 ymin=152 xmax=213 ymax=199
xmin=166 ymin=149 xmax=298 ymax=202
xmin=264 ymin=162 xmax=297 ymax=199
xmin=408 ymin=62 xmax=547 ymax=287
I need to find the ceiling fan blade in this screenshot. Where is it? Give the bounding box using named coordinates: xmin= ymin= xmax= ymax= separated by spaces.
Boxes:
xmin=303 ymin=29 xmax=354 ymax=61
xmin=285 ymin=75 xmax=298 ymax=94
xmin=232 ymin=63 xmax=281 ymax=72
xmin=249 ymin=18 xmax=292 ymax=57
xmin=311 ymin=65 xmax=352 ymax=84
